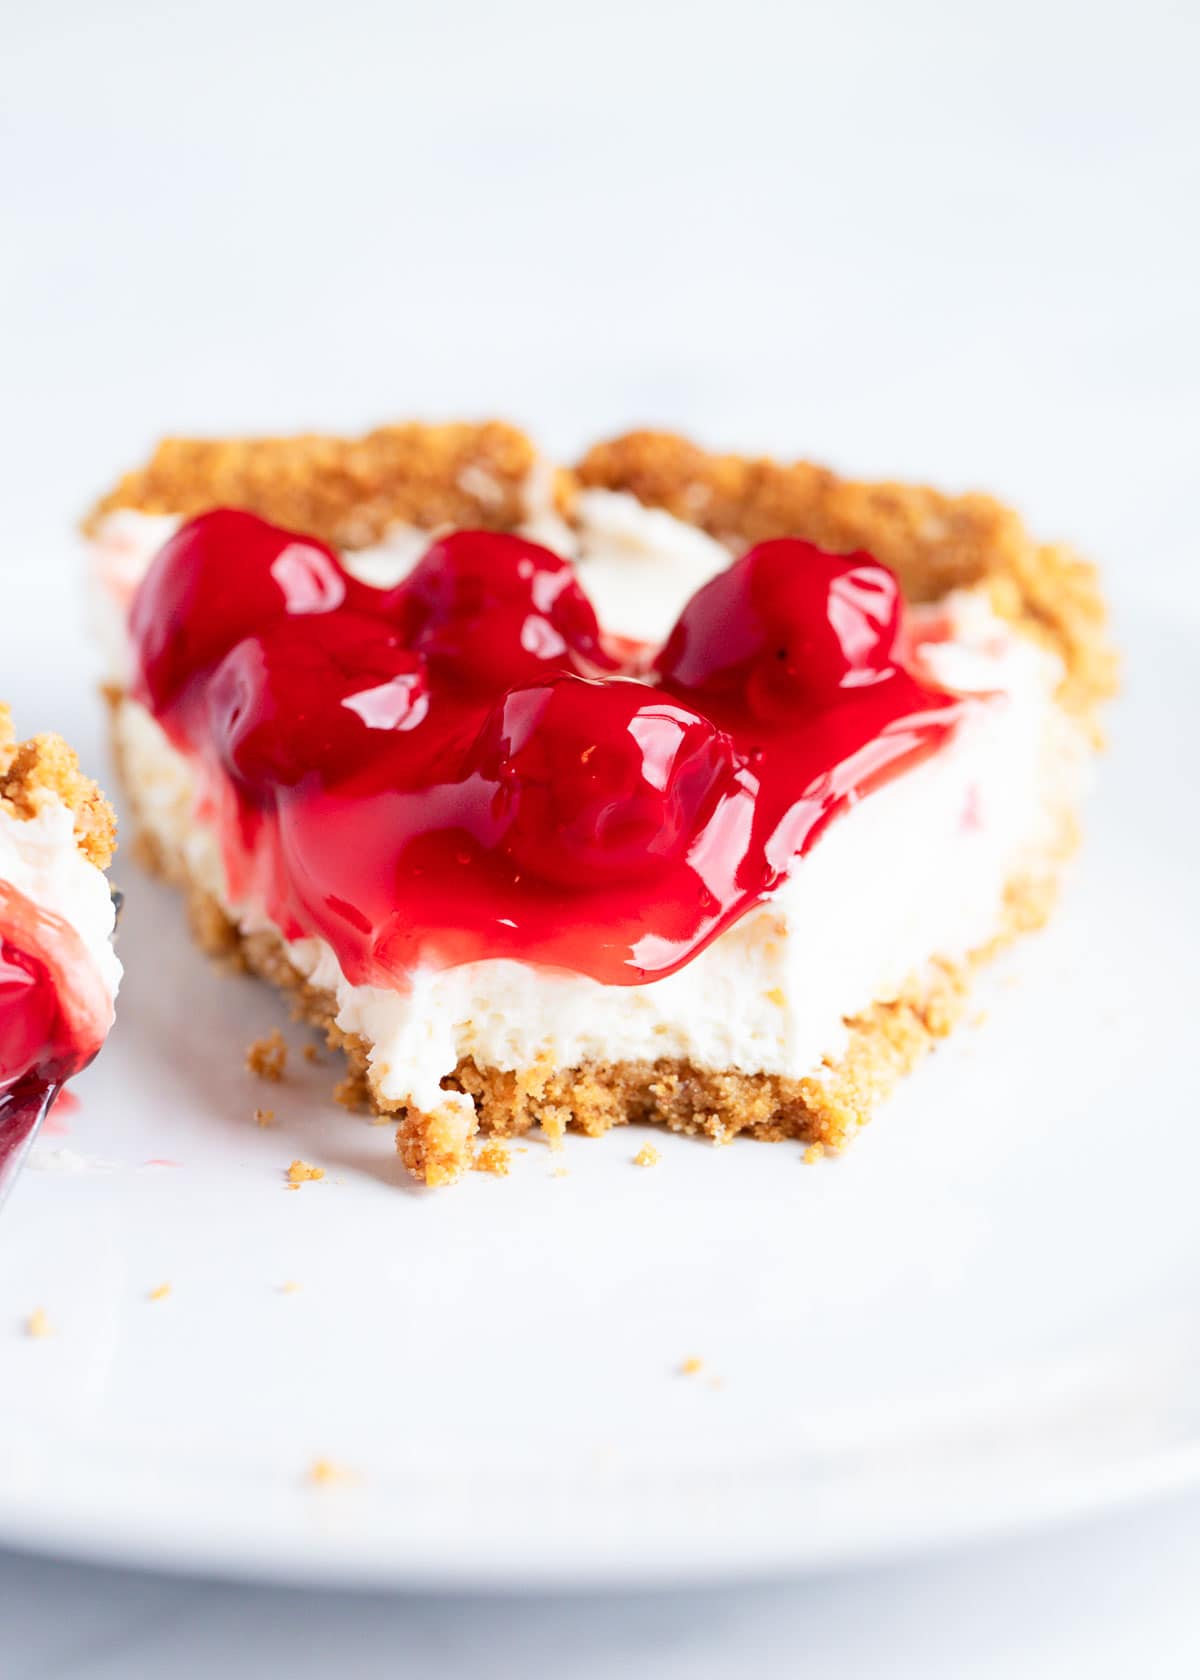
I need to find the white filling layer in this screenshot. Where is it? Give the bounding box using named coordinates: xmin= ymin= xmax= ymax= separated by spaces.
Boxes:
xmin=93 ymin=494 xmax=1073 ymax=1122
xmin=0 ymin=800 xmax=122 ymax=1004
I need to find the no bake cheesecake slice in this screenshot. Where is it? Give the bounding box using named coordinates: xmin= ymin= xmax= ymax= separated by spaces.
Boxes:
xmin=0 ymin=707 xmax=121 ymax=1133
xmin=85 ymin=424 xmax=1116 ymax=1185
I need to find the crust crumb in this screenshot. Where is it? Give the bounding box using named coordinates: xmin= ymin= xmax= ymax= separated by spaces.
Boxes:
xmin=334 ymin=1069 xmax=371 ymax=1111
xmin=472 ymin=1139 xmax=512 ymax=1177
xmin=86 ymin=421 xmax=539 ymax=550
xmin=307 ymin=1457 xmax=356 ymax=1488
xmin=246 ymin=1029 xmax=287 ymax=1082
xmin=147 ymin=1283 xmax=172 ymax=1302
xmin=253 ymin=1107 xmax=276 ymax=1127
xmin=302 ymin=1043 xmax=322 ymax=1064
xmin=679 ymin=1356 xmax=704 ymax=1376
xmin=286 ymin=1158 xmax=324 ymax=1185
xmin=634 ymin=1144 xmax=661 ymax=1168
xmin=0 ymin=705 xmax=117 ymax=868
xmin=395 ymin=1103 xmax=477 ymax=1187
xmin=25 ymin=1307 xmax=52 ymax=1339
xmin=803 ymin=1143 xmax=825 ymax=1164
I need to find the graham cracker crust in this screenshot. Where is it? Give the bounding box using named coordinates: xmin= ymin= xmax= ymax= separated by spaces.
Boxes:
xmin=0 ymin=703 xmax=116 ymax=869
xmin=92 ymin=423 xmax=1114 ymax=1184
xmin=84 ymin=422 xmax=550 ymax=551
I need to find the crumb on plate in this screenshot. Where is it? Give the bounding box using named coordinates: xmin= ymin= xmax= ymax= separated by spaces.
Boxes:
xmin=308 ymin=1457 xmax=356 ymax=1487
xmin=634 ymin=1144 xmax=661 ymax=1168
xmin=147 ymin=1283 xmax=172 ymax=1302
xmin=472 ymin=1139 xmax=511 ymax=1176
xmin=803 ymin=1143 xmax=825 ymax=1164
xmin=246 ymin=1028 xmax=287 ymax=1081
xmin=333 ymin=1069 xmax=369 ymax=1112
xmin=254 ymin=1107 xmax=276 ymax=1127
xmin=286 ymin=1158 xmax=324 ymax=1185
xmin=25 ymin=1307 xmax=51 ymax=1339
xmin=679 ymin=1356 xmax=704 ymax=1376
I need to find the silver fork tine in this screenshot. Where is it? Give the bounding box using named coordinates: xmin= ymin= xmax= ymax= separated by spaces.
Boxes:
xmin=0 ymin=1082 xmax=59 ymax=1213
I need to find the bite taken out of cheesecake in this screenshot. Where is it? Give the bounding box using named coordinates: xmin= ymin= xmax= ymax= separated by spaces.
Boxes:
xmin=0 ymin=707 xmax=122 ymax=1133
xmin=84 ymin=424 xmax=1116 ymax=1185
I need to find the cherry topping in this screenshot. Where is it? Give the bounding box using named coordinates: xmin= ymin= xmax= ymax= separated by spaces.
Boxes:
xmin=656 ymin=539 xmax=901 ymax=721
xmin=389 ymin=531 xmax=613 ymax=692
xmin=207 ymin=614 xmax=430 ymax=793
xmin=474 ymin=677 xmax=742 ymax=887
xmin=130 ymin=510 xmax=350 ymax=712
xmin=0 ymin=883 xmax=114 ymax=1098
xmin=0 ymin=941 xmax=59 ymax=1093
xmin=126 ymin=514 xmax=966 ymax=987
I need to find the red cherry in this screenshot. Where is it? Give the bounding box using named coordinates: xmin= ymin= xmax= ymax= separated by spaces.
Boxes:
xmin=389 ymin=531 xmax=611 ymax=691
xmin=0 ymin=940 xmax=59 ymax=1092
xmin=656 ymin=539 xmax=901 ymax=720
xmin=207 ymin=614 xmax=428 ymax=792
xmin=129 ymin=510 xmax=350 ymax=714
xmin=475 ymin=676 xmax=741 ymax=887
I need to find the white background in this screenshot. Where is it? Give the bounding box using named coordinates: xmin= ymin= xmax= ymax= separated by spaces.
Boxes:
xmin=2 ymin=0 xmax=1198 ymax=1672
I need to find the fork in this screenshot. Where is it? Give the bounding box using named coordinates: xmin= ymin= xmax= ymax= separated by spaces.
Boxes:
xmin=0 ymin=1079 xmax=58 ymax=1212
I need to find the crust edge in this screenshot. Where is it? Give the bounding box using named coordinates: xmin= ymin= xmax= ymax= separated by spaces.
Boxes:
xmin=0 ymin=704 xmax=117 ymax=870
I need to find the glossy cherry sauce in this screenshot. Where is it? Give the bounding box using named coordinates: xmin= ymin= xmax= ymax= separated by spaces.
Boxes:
xmin=128 ymin=512 xmax=967 ymax=988
xmin=0 ymin=881 xmax=112 ymax=1101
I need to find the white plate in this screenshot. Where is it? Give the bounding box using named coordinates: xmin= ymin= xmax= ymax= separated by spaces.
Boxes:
xmin=0 ymin=599 xmax=1195 ymax=1591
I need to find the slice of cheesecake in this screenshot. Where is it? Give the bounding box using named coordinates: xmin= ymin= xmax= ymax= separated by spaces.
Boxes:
xmin=0 ymin=708 xmax=121 ymax=1123
xmin=84 ymin=424 xmax=1116 ymax=1185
